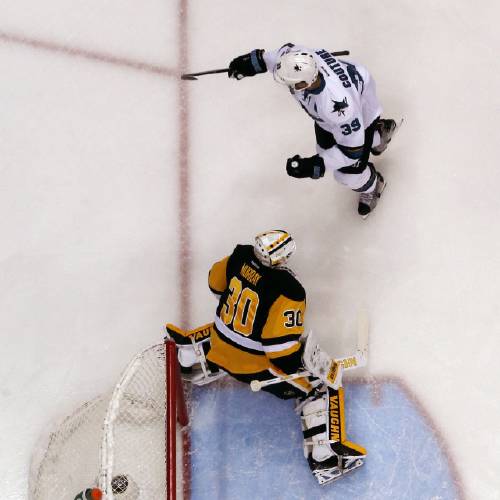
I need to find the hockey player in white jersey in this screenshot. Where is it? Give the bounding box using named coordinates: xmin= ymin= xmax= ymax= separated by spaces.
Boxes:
xmin=228 ymin=43 xmax=398 ymax=218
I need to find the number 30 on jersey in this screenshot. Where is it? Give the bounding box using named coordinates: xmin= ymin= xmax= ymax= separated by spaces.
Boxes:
xmin=220 ymin=277 xmax=259 ymax=336
xmin=284 ymin=309 xmax=303 ymax=328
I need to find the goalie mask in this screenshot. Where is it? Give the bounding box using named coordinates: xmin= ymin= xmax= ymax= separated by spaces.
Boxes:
xmin=254 ymin=230 xmax=296 ymax=267
xmin=273 ymin=51 xmax=319 ymax=90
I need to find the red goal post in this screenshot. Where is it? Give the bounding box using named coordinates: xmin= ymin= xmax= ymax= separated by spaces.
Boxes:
xmin=29 ymin=340 xmax=189 ymax=500
xmin=166 ymin=339 xmax=189 ymax=500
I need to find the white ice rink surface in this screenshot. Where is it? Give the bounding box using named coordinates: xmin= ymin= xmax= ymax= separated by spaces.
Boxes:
xmin=1 ymin=1 xmax=499 ymax=498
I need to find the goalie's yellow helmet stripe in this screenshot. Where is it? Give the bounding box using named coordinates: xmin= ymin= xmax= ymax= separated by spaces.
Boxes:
xmin=266 ymin=232 xmax=292 ymax=254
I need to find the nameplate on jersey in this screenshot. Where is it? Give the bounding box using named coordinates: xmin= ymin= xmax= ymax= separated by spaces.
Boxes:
xmin=315 ymin=49 xmax=351 ymax=88
xmin=239 ymin=263 xmax=262 ymax=286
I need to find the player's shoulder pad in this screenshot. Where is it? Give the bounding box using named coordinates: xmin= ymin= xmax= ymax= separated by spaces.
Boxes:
xmin=232 ymin=244 xmax=254 ymax=259
xmin=272 ymin=268 xmax=306 ymax=302
xmin=228 ymin=244 xmax=255 ymax=268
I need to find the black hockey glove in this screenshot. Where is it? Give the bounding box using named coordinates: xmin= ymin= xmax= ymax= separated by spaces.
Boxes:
xmin=228 ymin=49 xmax=267 ymax=79
xmin=286 ymin=155 xmax=325 ymax=179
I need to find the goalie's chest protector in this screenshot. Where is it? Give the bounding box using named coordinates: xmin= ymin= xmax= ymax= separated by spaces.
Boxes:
xmin=209 ymin=245 xmax=305 ymax=375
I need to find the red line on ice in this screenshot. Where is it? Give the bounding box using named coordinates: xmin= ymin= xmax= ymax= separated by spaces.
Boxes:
xmin=0 ymin=31 xmax=176 ymax=77
xmin=350 ymin=376 xmax=466 ymax=500
xmin=177 ymin=0 xmax=193 ymax=498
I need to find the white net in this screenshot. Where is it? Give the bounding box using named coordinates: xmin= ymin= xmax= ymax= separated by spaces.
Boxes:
xmin=29 ymin=344 xmax=176 ymax=500
xmin=29 ymin=395 xmax=110 ymax=499
xmin=100 ymin=344 xmax=167 ymax=499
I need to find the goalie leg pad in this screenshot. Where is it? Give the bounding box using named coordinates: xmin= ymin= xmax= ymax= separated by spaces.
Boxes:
xmin=300 ymin=388 xmax=335 ymax=462
xmin=177 ymin=344 xmax=203 ymax=368
xmin=301 ymin=386 xmax=367 ymax=483
xmin=165 ymin=322 xmax=212 ymax=345
xmin=165 ymin=322 xmax=225 ymax=385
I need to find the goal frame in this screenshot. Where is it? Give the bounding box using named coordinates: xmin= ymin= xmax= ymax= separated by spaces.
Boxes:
xmin=29 ymin=340 xmax=189 ymax=500
xmin=99 ymin=340 xmax=190 ymax=500
xmin=166 ymin=339 xmax=189 ymax=500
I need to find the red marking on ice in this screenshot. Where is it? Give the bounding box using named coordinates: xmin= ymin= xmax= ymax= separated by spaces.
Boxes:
xmin=177 ymin=0 xmax=191 ymax=333
xmin=349 ymin=376 xmax=466 ymax=500
xmin=1 ymin=16 xmax=194 ymax=498
xmin=177 ymin=1 xmax=192 ymax=498
xmin=0 ymin=31 xmax=177 ymax=77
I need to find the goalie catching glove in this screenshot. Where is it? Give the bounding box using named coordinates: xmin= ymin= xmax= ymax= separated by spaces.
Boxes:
xmin=301 ymin=331 xmax=343 ymax=390
xmin=286 ymin=155 xmax=325 ymax=179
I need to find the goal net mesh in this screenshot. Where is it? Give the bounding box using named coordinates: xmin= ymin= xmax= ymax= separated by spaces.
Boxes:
xmin=30 ymin=344 xmax=173 ymax=500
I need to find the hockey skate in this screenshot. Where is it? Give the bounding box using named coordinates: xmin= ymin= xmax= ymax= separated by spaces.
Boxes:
xmin=371 ymin=118 xmax=399 ymax=156
xmin=358 ymin=172 xmax=386 ymax=219
xmin=177 ymin=362 xmax=225 ymax=385
xmin=308 ymin=442 xmax=366 ymax=486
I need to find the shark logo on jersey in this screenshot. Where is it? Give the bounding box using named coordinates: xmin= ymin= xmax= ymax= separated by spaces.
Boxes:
xmin=332 ymin=97 xmax=349 ymax=116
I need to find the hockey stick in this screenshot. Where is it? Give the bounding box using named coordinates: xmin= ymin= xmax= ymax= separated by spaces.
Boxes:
xmin=249 ymin=351 xmax=362 ymax=392
xmin=181 ymin=68 xmax=229 ymax=80
xmin=354 ymin=309 xmax=369 ymax=367
xmin=181 ymin=50 xmax=351 ymax=80
xmin=250 ymin=310 xmax=369 ymax=392
xmin=250 ymin=371 xmax=311 ymax=392
xmin=332 ymin=310 xmax=369 ymax=371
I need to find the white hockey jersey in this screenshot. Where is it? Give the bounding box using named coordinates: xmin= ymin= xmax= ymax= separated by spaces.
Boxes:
xmin=262 ymin=43 xmax=383 ymax=171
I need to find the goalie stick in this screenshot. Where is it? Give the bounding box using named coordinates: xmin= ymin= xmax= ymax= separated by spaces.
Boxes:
xmin=181 ymin=50 xmax=351 ymax=80
xmin=250 ymin=310 xmax=369 ymax=392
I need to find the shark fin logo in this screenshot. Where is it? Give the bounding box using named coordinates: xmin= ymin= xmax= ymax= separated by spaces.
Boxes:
xmin=332 ymin=97 xmax=349 ymax=116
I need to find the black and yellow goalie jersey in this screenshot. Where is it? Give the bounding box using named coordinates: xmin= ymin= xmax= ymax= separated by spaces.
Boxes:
xmin=207 ymin=244 xmax=306 ymax=377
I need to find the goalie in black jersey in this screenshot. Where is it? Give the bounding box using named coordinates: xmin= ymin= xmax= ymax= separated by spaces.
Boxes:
xmin=166 ymin=230 xmax=367 ymax=485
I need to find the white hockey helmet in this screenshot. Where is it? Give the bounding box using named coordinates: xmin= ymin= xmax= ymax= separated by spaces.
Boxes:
xmin=254 ymin=230 xmax=296 ymax=267
xmin=273 ymin=51 xmax=319 ymax=89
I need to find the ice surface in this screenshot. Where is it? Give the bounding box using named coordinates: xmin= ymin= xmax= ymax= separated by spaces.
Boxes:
xmin=1 ymin=0 xmax=500 ymax=499
xmin=189 ymin=379 xmax=460 ymax=500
